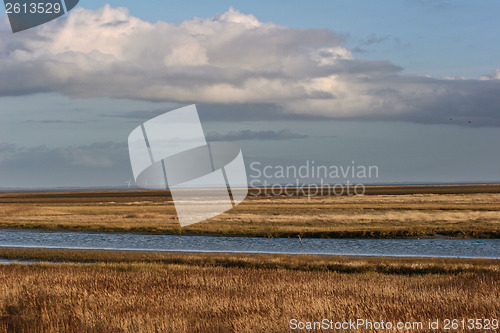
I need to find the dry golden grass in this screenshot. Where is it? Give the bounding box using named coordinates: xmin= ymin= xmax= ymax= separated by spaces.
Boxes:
xmin=0 ymin=185 xmax=499 ymax=238
xmin=1 ymin=247 xmax=499 ymax=275
xmin=0 ymin=260 xmax=498 ymax=332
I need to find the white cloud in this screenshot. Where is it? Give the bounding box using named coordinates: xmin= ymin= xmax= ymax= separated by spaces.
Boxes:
xmin=0 ymin=6 xmax=359 ymax=107
xmin=479 ymin=69 xmax=500 ymax=80
xmin=1 ymin=5 xmax=499 ymax=125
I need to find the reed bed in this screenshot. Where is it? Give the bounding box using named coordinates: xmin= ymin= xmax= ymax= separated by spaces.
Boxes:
xmin=1 ymin=247 xmax=499 ymax=275
xmin=0 ymin=260 xmax=498 ymax=332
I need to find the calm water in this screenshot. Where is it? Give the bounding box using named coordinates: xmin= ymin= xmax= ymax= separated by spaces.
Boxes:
xmin=0 ymin=229 xmax=498 ymax=258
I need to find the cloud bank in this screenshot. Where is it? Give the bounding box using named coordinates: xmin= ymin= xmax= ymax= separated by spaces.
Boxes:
xmin=1 ymin=5 xmax=499 ymax=125
xmin=0 ymin=142 xmax=125 ymax=168
xmin=0 ymin=141 xmax=131 ymax=187
xmin=206 ymin=129 xmax=307 ymax=141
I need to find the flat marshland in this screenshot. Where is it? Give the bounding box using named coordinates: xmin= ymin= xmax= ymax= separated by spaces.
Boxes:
xmin=0 ymin=184 xmax=499 ymax=238
xmin=0 ymin=249 xmax=499 ymax=332
xmin=0 ymin=185 xmax=499 ymax=332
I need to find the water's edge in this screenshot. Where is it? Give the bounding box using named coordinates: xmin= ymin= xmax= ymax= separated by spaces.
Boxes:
xmin=1 ymin=226 xmax=498 ymax=239
xmin=0 ymin=229 xmax=498 ymax=259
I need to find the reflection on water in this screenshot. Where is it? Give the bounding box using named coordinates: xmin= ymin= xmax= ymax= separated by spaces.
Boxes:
xmin=0 ymin=229 xmax=498 ymax=258
xmin=0 ymin=258 xmax=35 ymax=264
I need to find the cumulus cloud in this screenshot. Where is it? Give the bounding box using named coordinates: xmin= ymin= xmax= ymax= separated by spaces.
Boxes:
xmin=1 ymin=5 xmax=500 ymax=125
xmin=206 ymin=129 xmax=308 ymax=141
xmin=479 ymin=69 xmax=500 ymax=81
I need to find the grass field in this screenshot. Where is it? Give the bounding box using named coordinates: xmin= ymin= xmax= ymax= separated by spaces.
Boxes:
xmin=1 ymin=186 xmax=498 ymax=331
xmin=0 ymin=250 xmax=499 ymax=332
xmin=0 ymin=184 xmax=499 ymax=238
xmin=1 ymin=247 xmax=499 ymax=274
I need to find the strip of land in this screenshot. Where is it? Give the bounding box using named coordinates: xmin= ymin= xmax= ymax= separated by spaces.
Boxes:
xmin=1 ymin=247 xmax=499 ymax=274
xmin=0 ymin=250 xmax=498 ymax=332
xmin=0 ymin=184 xmax=499 ymax=238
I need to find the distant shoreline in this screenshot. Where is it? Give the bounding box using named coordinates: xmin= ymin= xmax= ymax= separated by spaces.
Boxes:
xmin=0 ymin=183 xmax=499 ymax=195
xmin=1 ymin=182 xmax=500 ymax=193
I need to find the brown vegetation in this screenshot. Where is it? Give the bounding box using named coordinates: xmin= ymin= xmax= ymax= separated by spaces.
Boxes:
xmin=0 ymin=185 xmax=499 ymax=238
xmin=1 ymin=247 xmax=499 ymax=275
xmin=0 ymin=256 xmax=498 ymax=332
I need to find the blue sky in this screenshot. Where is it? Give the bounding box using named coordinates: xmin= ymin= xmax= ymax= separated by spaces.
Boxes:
xmin=0 ymin=1 xmax=499 ymax=188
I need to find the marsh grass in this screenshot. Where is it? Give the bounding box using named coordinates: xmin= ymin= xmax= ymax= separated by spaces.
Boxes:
xmin=0 ymin=260 xmax=498 ymax=332
xmin=0 ymin=185 xmax=499 ymax=238
xmin=1 ymin=186 xmax=498 ymax=331
xmin=1 ymin=248 xmax=499 ymax=275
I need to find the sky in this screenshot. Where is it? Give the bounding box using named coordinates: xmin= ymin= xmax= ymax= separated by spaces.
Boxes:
xmin=0 ymin=0 xmax=499 ymax=188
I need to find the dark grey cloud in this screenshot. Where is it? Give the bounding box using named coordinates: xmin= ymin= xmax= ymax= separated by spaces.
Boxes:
xmin=360 ymin=34 xmax=390 ymax=46
xmin=356 ymin=34 xmax=407 ymax=52
xmin=99 ymin=20 xmax=129 ymax=27
xmin=206 ymin=129 xmax=308 ymax=142
xmin=317 ymin=75 xmax=500 ymax=127
xmin=23 ymin=120 xmax=84 ymax=124
xmin=103 ymin=110 xmax=173 ymax=122
xmin=197 ymin=103 xmax=332 ymax=122
xmin=352 ymin=47 xmax=368 ymax=53
xmin=104 ymin=103 xmax=333 ymax=123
